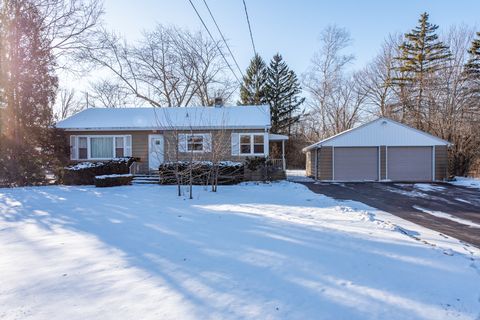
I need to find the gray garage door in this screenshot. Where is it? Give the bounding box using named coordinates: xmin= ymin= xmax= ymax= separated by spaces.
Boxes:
xmin=334 ymin=147 xmax=378 ymax=181
xmin=388 ymin=147 xmax=432 ymax=181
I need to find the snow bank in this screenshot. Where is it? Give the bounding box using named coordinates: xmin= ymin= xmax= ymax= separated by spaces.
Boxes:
xmin=450 ymin=176 xmax=480 ymax=190
xmin=0 ymin=182 xmax=479 ymax=319
xmin=95 ymin=174 xmax=133 ymax=180
xmin=413 ymin=205 xmax=480 ymax=229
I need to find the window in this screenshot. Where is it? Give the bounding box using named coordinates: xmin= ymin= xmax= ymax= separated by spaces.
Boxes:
xmin=91 ymin=137 xmax=114 ymax=159
xmin=254 ymin=135 xmax=264 ymax=154
xmin=115 ymin=137 xmax=124 ymax=157
xmin=71 ymin=135 xmax=130 ymax=160
xmin=78 ymin=137 xmax=88 ymax=160
xmin=187 ymin=135 xmax=204 ymax=152
xmin=239 ymin=134 xmax=264 ymax=155
xmin=240 ymin=135 xmax=251 ymax=154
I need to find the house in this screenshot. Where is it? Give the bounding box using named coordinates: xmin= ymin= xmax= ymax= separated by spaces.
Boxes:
xmin=56 ymin=105 xmax=288 ymax=173
xmin=303 ymin=117 xmax=450 ymax=182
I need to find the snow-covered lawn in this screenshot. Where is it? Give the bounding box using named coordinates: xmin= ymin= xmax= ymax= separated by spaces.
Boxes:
xmin=0 ymin=182 xmax=479 ymax=320
xmin=450 ymin=177 xmax=480 ymax=190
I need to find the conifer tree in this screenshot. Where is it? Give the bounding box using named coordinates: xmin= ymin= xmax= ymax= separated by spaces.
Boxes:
xmin=0 ymin=0 xmax=59 ymax=185
xmin=465 ymin=32 xmax=480 ymax=86
xmin=240 ymin=53 xmax=268 ymax=105
xmin=394 ymin=12 xmax=451 ymax=128
xmin=265 ymin=53 xmax=304 ymax=134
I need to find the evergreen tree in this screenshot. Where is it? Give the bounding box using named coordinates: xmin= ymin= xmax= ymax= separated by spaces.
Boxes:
xmin=465 ymin=32 xmax=480 ymax=87
xmin=240 ymin=53 xmax=268 ymax=105
xmin=0 ymin=0 xmax=59 ymax=186
xmin=394 ymin=12 xmax=451 ymax=128
xmin=265 ymin=53 xmax=304 ymax=134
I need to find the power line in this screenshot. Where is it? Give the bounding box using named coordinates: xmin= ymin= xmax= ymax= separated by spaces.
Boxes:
xmin=242 ymin=0 xmax=256 ymax=56
xmin=201 ymin=0 xmax=244 ymax=78
xmin=187 ymin=0 xmax=242 ymax=85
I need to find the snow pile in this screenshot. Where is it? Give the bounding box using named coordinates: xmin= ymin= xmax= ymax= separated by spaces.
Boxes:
xmin=0 ymin=182 xmax=479 ymax=319
xmin=65 ymin=158 xmax=131 ymax=171
xmin=65 ymin=161 xmax=104 ymax=171
xmin=162 ymin=160 xmax=243 ymax=167
xmin=450 ymin=176 xmax=480 ymax=190
xmin=95 ymin=174 xmax=133 ymax=180
xmin=286 ymin=170 xmax=314 ymax=182
xmin=414 ymin=184 xmax=446 ymax=192
xmin=413 ymin=205 xmax=480 ymax=229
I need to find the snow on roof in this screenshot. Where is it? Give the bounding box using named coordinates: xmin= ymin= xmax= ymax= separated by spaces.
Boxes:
xmin=56 ymin=105 xmax=271 ymax=131
xmin=303 ymin=117 xmax=451 ymax=152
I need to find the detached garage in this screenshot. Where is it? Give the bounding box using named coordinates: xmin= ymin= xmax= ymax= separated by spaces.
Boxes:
xmin=303 ymin=118 xmax=450 ymax=182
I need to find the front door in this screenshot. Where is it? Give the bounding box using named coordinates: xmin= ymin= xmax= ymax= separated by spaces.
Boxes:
xmin=148 ymin=134 xmax=164 ymax=171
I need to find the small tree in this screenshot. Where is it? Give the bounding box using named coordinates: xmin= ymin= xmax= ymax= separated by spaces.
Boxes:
xmin=265 ymin=53 xmax=304 ymax=134
xmin=240 ymin=53 xmax=268 ymax=105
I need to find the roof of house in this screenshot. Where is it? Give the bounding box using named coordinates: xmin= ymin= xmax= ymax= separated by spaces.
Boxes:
xmin=56 ymin=105 xmax=271 ymax=131
xmin=302 ymin=117 xmax=451 ymax=152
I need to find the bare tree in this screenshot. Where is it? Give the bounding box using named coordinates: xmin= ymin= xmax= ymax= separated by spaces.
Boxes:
xmin=36 ymin=0 xmax=104 ymax=69
xmin=80 ymin=25 xmax=235 ymax=108
xmin=55 ymin=87 xmax=84 ymax=120
xmin=357 ymin=34 xmax=403 ymax=118
xmin=302 ymin=25 xmax=360 ymax=139
xmin=88 ymin=79 xmax=134 ymax=108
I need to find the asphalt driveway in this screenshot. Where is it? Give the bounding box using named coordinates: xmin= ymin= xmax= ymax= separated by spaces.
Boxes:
xmin=300 ymin=181 xmax=480 ymax=248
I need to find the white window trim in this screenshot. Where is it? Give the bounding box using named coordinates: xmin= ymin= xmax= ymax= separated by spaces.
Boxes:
xmin=239 ymin=133 xmax=266 ymax=156
xmin=74 ymin=135 xmax=130 ymax=160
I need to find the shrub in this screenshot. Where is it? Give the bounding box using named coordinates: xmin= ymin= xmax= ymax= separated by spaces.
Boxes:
xmin=158 ymin=161 xmax=244 ymax=185
xmin=245 ymin=156 xmax=271 ymax=171
xmin=61 ymin=157 xmax=138 ymax=185
xmin=94 ymin=174 xmax=133 ymax=187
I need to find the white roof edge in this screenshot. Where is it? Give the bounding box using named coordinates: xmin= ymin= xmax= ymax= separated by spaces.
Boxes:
xmin=302 ymin=117 xmax=451 ymax=152
xmin=269 ymin=133 xmax=289 ymax=141
xmin=59 ymin=125 xmax=270 ymax=131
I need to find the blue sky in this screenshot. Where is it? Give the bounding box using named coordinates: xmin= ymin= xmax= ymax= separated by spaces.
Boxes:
xmin=103 ymin=0 xmax=480 ymax=76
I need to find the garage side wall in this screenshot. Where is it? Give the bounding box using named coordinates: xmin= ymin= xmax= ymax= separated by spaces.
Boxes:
xmin=305 ymin=151 xmax=314 ymax=177
xmin=435 ymin=145 xmax=448 ymax=181
xmin=319 ymin=147 xmax=333 ymax=180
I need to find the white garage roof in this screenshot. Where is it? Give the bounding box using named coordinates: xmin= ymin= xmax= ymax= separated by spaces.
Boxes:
xmin=303 ymin=118 xmax=450 ymax=151
xmin=56 ymin=105 xmax=271 ymax=131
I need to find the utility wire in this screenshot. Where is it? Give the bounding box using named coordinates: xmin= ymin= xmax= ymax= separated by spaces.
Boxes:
xmin=242 ymin=0 xmax=256 ymax=56
xmin=187 ymin=0 xmax=242 ymax=85
xmin=201 ymin=0 xmax=244 ymax=78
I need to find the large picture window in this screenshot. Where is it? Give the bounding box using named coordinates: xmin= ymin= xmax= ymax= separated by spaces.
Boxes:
xmin=91 ymin=137 xmax=114 ymax=159
xmin=239 ymin=134 xmax=265 ymax=155
xmin=71 ymin=135 xmax=130 ymax=160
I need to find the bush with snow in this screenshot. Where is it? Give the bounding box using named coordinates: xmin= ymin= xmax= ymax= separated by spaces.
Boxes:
xmin=62 ymin=157 xmax=137 ymax=185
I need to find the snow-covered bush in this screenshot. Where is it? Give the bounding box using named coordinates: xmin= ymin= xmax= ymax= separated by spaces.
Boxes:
xmin=61 ymin=157 xmax=137 ymax=185
xmin=94 ymin=174 xmax=133 ymax=188
xmin=158 ymin=161 xmax=244 ymax=185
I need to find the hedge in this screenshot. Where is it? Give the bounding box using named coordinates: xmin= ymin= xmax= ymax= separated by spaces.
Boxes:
xmin=94 ymin=174 xmax=133 ymax=187
xmin=158 ymin=161 xmax=244 ymax=185
xmin=61 ymin=157 xmax=137 ymax=185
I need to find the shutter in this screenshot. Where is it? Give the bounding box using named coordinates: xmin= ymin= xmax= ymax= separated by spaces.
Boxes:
xmin=263 ymin=132 xmax=269 ymax=156
xmin=124 ymin=135 xmax=132 ymax=157
xmin=178 ymin=134 xmax=187 ymax=152
xmin=203 ymin=133 xmax=212 ymax=152
xmin=231 ymin=133 xmax=239 ymax=156
xmin=70 ymin=135 xmax=77 ymax=160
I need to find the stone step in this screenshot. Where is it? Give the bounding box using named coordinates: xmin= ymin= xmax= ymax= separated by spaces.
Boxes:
xmin=132 ymin=179 xmax=159 ymax=184
xmin=133 ymin=176 xmax=159 ymax=179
